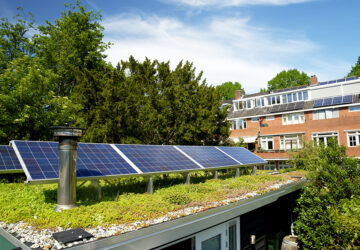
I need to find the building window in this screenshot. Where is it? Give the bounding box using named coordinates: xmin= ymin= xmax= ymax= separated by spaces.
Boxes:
xmin=303 ymin=91 xmax=308 ymax=100
xmin=247 ymin=100 xmax=251 ymax=109
xmin=231 ymin=119 xmax=247 ymax=130
xmin=282 ymin=112 xmax=305 ymax=125
xmin=312 ymin=132 xmax=338 ymax=146
xmin=282 ymin=94 xmax=287 ymax=104
xmin=349 ymin=106 xmax=360 ymax=112
xmin=347 ymin=131 xmax=360 ymax=147
xmin=287 ymin=93 xmax=292 ymax=103
xmin=280 ymin=134 xmax=303 ymax=150
xmin=298 ymin=92 xmax=303 ymax=101
xmin=251 ymin=117 xmax=259 ymax=122
xmin=293 ymin=93 xmax=297 ymax=102
xmin=266 ymin=116 xmax=274 ymax=120
xmin=279 ymin=161 xmax=292 ymax=169
xmin=313 ymin=108 xmax=339 ymax=120
xmin=264 ymin=161 xmax=276 ymax=170
xmin=261 ymin=136 xmax=274 ymax=150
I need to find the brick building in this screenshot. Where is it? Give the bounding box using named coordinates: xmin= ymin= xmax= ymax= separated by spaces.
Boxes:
xmin=228 ymin=75 xmax=360 ymax=170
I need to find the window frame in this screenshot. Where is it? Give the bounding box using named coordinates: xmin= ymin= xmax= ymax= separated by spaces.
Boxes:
xmin=349 ymin=106 xmax=360 ymax=112
xmin=312 ymin=132 xmax=339 ymax=146
xmin=280 ymin=134 xmax=303 ymax=150
xmin=347 ymin=131 xmax=360 ymax=147
xmin=282 ymin=112 xmax=305 ymax=125
xmin=261 ymin=136 xmax=274 ymax=151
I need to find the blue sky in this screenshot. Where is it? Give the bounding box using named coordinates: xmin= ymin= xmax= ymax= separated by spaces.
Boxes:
xmin=1 ymin=0 xmax=359 ymax=93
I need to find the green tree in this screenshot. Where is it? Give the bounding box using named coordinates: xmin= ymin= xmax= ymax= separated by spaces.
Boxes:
xmin=75 ymin=56 xmax=230 ymax=145
xmin=292 ymin=140 xmax=360 ymax=248
xmin=0 ymin=56 xmax=80 ymax=144
xmin=34 ymin=0 xmax=110 ymax=96
xmin=0 ymin=8 xmax=34 ymax=73
xmin=347 ymin=56 xmax=360 ymax=77
xmin=267 ymin=69 xmax=309 ymax=91
xmin=216 ymin=81 xmax=243 ymax=100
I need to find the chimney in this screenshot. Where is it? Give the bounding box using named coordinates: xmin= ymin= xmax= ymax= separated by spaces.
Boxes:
xmin=310 ymin=75 xmax=318 ymax=85
xmin=234 ymin=89 xmax=245 ymax=100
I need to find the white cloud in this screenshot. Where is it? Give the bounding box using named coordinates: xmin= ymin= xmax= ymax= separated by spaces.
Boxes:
xmin=162 ymin=0 xmax=314 ymax=7
xmin=103 ymin=14 xmax=320 ymax=93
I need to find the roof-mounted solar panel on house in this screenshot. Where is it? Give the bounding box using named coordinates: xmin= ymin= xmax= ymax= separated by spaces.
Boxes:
xmin=285 ymin=103 xmax=296 ymax=111
xmin=332 ymin=96 xmax=342 ymax=105
xmin=294 ymin=102 xmax=305 ymax=110
xmin=313 ymin=99 xmax=323 ymax=108
xmin=270 ymin=105 xmax=280 ymax=113
xmin=322 ymin=97 xmax=333 ymax=106
xmin=0 ymin=145 xmax=23 ymax=173
xmin=342 ymin=95 xmax=353 ymax=104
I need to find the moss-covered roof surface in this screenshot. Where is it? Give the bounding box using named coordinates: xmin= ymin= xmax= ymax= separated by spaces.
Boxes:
xmin=0 ymin=170 xmax=306 ymax=249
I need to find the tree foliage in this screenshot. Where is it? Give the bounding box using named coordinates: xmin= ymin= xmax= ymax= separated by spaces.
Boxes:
xmin=216 ymin=81 xmax=243 ymax=100
xmin=292 ymin=140 xmax=360 ymax=248
xmin=0 ymin=2 xmax=230 ymax=146
xmin=75 ymin=57 xmax=230 ymax=145
xmin=347 ymin=56 xmax=360 ymax=77
xmin=267 ymin=69 xmax=309 ymax=91
xmin=34 ymin=0 xmax=110 ymax=96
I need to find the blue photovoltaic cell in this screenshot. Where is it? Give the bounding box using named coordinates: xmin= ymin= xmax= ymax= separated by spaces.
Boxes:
xmin=332 ymin=96 xmax=342 ymax=105
xmin=13 ymin=141 xmax=58 ymax=180
xmin=12 ymin=141 xmax=137 ymax=181
xmin=115 ymin=144 xmax=201 ymax=173
xmin=342 ymin=95 xmax=353 ymax=104
xmin=216 ymin=147 xmax=266 ymax=165
xmin=0 ymin=145 xmax=22 ymax=172
xmin=177 ymin=146 xmax=240 ymax=169
xmin=77 ymin=143 xmax=138 ymax=177
xmin=322 ymin=98 xmax=333 ymax=106
xmin=313 ymin=99 xmax=323 ymax=108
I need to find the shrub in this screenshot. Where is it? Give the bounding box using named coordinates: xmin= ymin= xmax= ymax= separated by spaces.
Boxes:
xmin=293 ymin=140 xmax=360 ymax=248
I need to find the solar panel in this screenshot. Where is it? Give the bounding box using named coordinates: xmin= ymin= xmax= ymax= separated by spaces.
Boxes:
xmin=0 ymin=145 xmax=22 ymax=172
xmin=115 ymin=144 xmax=201 ymax=173
xmin=77 ymin=143 xmax=138 ymax=177
xmin=322 ymin=98 xmax=333 ymax=106
xmin=286 ymin=103 xmax=296 ymax=111
xmin=177 ymin=146 xmax=240 ymax=169
xmin=294 ymin=102 xmax=304 ymax=110
xmin=12 ymin=141 xmax=138 ymax=181
xmin=332 ymin=96 xmax=342 ymax=105
xmin=216 ymin=147 xmax=266 ymax=165
xmin=328 ymin=80 xmax=336 ymax=84
xmin=278 ymin=104 xmax=287 ymax=112
xmin=313 ymin=99 xmax=323 ymax=108
xmin=271 ymin=105 xmax=280 ymax=113
xmin=346 ymin=76 xmax=356 ymax=81
xmin=342 ymin=95 xmax=353 ymax=104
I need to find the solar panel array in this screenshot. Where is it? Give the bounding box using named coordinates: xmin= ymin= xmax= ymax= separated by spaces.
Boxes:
xmin=313 ymin=95 xmax=353 ymax=108
xmin=318 ymin=76 xmax=359 ymax=86
xmin=270 ymin=101 xmax=304 ymax=113
xmin=11 ymin=140 xmax=265 ymax=183
xmin=0 ymin=145 xmax=22 ymax=172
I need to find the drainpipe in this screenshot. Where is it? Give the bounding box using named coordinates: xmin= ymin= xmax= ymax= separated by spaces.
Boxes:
xmin=51 ymin=123 xmax=85 ymax=212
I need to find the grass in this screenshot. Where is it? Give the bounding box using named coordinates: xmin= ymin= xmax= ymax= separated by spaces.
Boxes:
xmin=0 ymin=169 xmax=306 ymax=230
